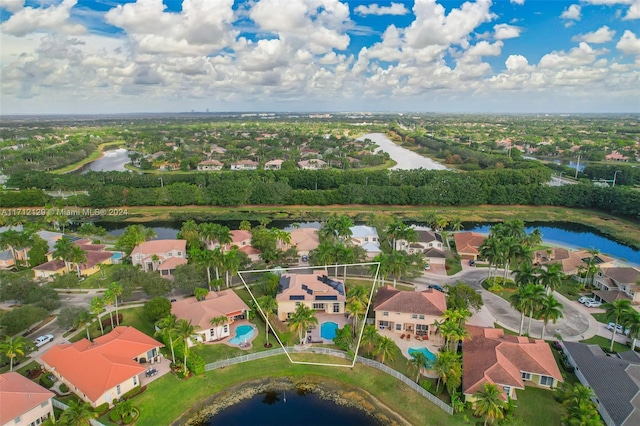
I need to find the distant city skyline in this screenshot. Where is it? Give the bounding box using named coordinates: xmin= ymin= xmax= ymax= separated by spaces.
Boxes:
xmin=1 ymin=0 xmax=639 ymax=115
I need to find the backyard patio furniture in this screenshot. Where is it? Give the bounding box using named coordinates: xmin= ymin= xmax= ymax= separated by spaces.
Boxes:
xmin=400 ymin=334 xmax=406 ymax=339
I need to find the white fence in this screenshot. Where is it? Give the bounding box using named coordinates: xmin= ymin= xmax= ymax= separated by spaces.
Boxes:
xmin=204 ymin=346 xmax=453 ymax=415
xmin=52 ymin=399 xmax=105 ymax=426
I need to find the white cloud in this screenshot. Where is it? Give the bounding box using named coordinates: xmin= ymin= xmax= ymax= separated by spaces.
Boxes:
xmin=505 ymin=54 xmax=531 ymax=71
xmin=539 ymin=43 xmax=598 ymax=69
xmin=560 ymin=4 xmax=581 ymax=20
xmin=465 ymin=40 xmax=503 ymax=57
xmin=354 ymin=2 xmax=409 ymax=16
xmin=510 ymin=0 xmax=525 ymax=4
xmin=572 ymin=26 xmax=616 ymax=43
xmin=616 ymin=30 xmax=640 ymax=54
xmin=493 ymin=23 xmax=522 ymax=40
xmin=1 ymin=0 xmax=85 ymax=37
xmin=624 ymin=0 xmax=640 ymax=19
xmin=1 ymin=0 xmax=25 ymax=14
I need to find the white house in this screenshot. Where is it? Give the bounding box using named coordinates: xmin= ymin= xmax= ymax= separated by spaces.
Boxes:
xmin=349 ymin=225 xmax=381 ymax=259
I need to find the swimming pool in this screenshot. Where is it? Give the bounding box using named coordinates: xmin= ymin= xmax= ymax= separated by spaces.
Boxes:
xmin=110 ymin=252 xmax=124 ymax=262
xmin=408 ymin=347 xmax=437 ymax=367
xmin=320 ymin=322 xmax=339 ymax=340
xmin=229 ymin=325 xmax=255 ymax=345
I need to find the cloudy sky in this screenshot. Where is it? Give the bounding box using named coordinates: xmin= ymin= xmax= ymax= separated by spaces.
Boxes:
xmin=1 ymin=0 xmax=639 ymax=114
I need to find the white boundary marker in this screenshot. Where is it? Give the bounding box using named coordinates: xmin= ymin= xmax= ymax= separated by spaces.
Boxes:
xmin=237 ymin=262 xmax=381 ymax=368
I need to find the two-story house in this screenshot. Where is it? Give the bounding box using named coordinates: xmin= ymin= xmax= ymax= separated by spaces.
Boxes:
xmin=395 ymin=227 xmax=444 ymax=253
xmin=463 ymin=325 xmax=563 ymax=403
xmin=349 ymin=225 xmax=382 ymax=259
xmin=373 ymin=286 xmax=447 ymax=336
xmin=593 ymin=267 xmax=640 ymax=304
xmin=131 ymin=239 xmax=187 ymax=278
xmin=0 ymin=372 xmax=55 ymax=426
xmin=276 ymin=271 xmax=346 ymax=321
xmin=534 ymin=248 xmax=615 ymax=275
xmin=230 ymin=160 xmax=258 ymax=170
xmin=40 ymin=326 xmax=163 ymax=408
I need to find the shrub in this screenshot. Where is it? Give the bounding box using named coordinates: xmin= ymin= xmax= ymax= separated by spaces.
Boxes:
xmin=101 ymin=314 xmax=123 ymax=329
xmin=121 ymin=385 xmax=143 ymax=400
xmin=187 ymin=353 xmax=205 ymax=375
xmin=94 ymin=402 xmax=110 ymax=416
xmin=143 ymin=297 xmax=171 ymax=322
xmin=488 ymin=284 xmax=504 ymax=293
xmin=59 ymin=383 xmax=69 ymax=393
xmin=39 ymin=374 xmax=54 ymax=389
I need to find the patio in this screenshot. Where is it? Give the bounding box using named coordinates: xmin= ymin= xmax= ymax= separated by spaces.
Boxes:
xmin=305 ymin=312 xmax=351 ymax=344
xmin=378 ymin=328 xmax=442 ymax=378
xmin=139 ymin=354 xmax=171 ymax=386
xmin=217 ymin=320 xmax=258 ymax=350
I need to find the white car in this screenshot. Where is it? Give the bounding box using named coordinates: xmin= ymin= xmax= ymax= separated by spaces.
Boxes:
xmin=578 ymin=296 xmax=594 ymax=304
xmin=585 ymin=300 xmax=602 ymax=308
xmin=607 ymin=322 xmax=630 ymax=335
xmin=33 ymin=334 xmax=54 ymax=348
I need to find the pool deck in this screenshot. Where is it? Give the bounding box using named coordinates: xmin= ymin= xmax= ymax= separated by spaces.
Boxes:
xmin=208 ymin=320 xmax=258 ymax=350
xmin=307 ymin=313 xmax=351 ymax=344
xmin=378 ymin=328 xmax=443 ymax=377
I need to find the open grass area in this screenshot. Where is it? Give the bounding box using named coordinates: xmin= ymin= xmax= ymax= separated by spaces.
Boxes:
xmin=580 ymin=335 xmax=629 ymax=353
xmin=591 ymin=313 xmax=609 ymax=324
xmin=131 ymin=355 xmax=463 ymax=426
xmin=445 ymin=257 xmax=462 ymax=276
xmin=556 ymin=279 xmax=581 ymax=301
xmin=69 ymin=306 xmax=153 ymax=343
xmin=512 ymin=387 xmax=564 ymax=426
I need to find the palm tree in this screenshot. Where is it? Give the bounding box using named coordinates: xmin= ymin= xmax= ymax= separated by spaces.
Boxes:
xmin=539 ymin=263 xmax=565 ymax=294
xmin=345 ymin=297 xmax=366 ymax=337
xmin=513 ymin=263 xmax=541 ymax=287
xmin=0 ymin=336 xmax=27 ymax=371
xmin=538 ymin=294 xmax=564 ymax=339
xmin=156 ymin=314 xmax=179 ymax=364
xmin=603 ymin=299 xmax=634 ymax=352
xmin=288 ymin=304 xmax=318 ymax=344
xmin=53 ymin=236 xmax=74 ymax=273
xmin=194 ymin=287 xmax=209 ymax=301
xmin=385 ymin=221 xmax=417 ymax=252
xmin=189 ymin=248 xmax=214 ymax=288
xmin=510 ymin=286 xmax=529 ymax=336
xmin=89 ymin=296 xmax=105 ymax=335
xmin=360 ymin=324 xmax=379 ymax=356
xmin=175 ymin=319 xmax=200 ymax=374
xmin=59 ymin=400 xmax=98 ymax=425
xmin=371 ymin=252 xmax=390 ymax=286
xmin=311 ymin=241 xmax=337 ymax=269
xmin=103 ymin=289 xmax=115 ymax=330
xmin=409 ymin=351 xmax=429 ymax=383
xmin=387 ymin=251 xmax=410 ymax=288
xmin=222 ymin=247 xmax=242 ymax=288
xmin=623 ymin=310 xmax=640 ymax=351
xmin=73 ymin=310 xmax=93 ymax=340
xmin=433 ymin=350 xmax=461 ymax=393
xmin=0 ymin=229 xmax=22 ymax=263
xmin=450 ymin=217 xmax=464 ymax=232
xmin=525 ymin=284 xmax=546 ymax=336
xmin=114 ymin=399 xmax=136 ymax=423
xmin=373 ymin=336 xmax=396 ymax=364
xmin=584 ymin=248 xmax=601 ymax=287
xmin=69 ymin=246 xmax=87 ymax=277
xmin=209 ymin=315 xmax=228 ymax=341
xmin=473 ymin=383 xmax=506 ymax=426
xmin=256 ymin=295 xmax=278 ymax=347
xmin=109 ymin=282 xmax=123 ymax=326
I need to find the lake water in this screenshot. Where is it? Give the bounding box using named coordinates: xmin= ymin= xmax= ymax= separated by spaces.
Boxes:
xmin=357 ymin=133 xmax=448 ymax=171
xmin=99 ymin=220 xmax=639 ymax=265
xmin=204 ymin=390 xmax=381 ymax=426
xmin=81 ymin=148 xmax=131 ymax=173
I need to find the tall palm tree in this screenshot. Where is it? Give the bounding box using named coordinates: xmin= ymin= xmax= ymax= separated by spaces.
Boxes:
xmin=189 ymin=247 xmax=214 ymax=288
xmin=360 ymin=324 xmax=379 ymax=356
xmin=345 ymin=297 xmax=366 ymax=337
xmin=450 ymin=217 xmax=464 ymax=232
xmin=371 ymin=252 xmax=390 ymax=287
xmin=70 ymin=246 xmax=87 ymax=277
xmin=256 ymin=295 xmax=278 ymax=347
xmin=513 ymin=263 xmax=541 ymax=287
xmin=53 ymin=236 xmax=74 ymax=273
xmin=223 ymin=247 xmax=242 ymax=288
xmin=387 ymin=251 xmax=410 ymax=288
xmin=288 ymin=304 xmax=318 ymax=344
xmin=59 ymin=400 xmax=98 ymax=426
xmin=539 ymin=263 xmax=565 ymax=294
xmin=0 ymin=336 xmax=27 ymax=371
xmin=473 ymin=383 xmax=506 ymax=426
xmin=409 ymin=351 xmax=430 ymax=383
xmin=109 ymin=282 xmax=123 ymax=326
xmin=312 ymin=241 xmax=337 ymax=269
xmin=433 ymin=350 xmax=461 ymax=393
xmin=623 ymin=310 xmax=640 ymax=351
xmin=510 ymin=286 xmax=529 ymax=336
xmin=175 ymin=319 xmax=200 ymax=374
xmin=209 ymin=315 xmax=228 ymax=341
xmin=584 ymin=248 xmax=601 ymax=287
xmin=211 ymin=224 xmax=232 ymax=251
xmin=373 ymin=336 xmax=396 ymax=364
xmin=103 ymin=289 xmax=115 ymax=330
xmin=525 ymin=284 xmax=546 ymax=336
xmin=156 ymin=314 xmax=179 ymax=364
xmin=89 ymin=296 xmax=105 ymax=335
xmin=74 ymin=311 xmax=93 ymax=340
xmin=538 ymin=294 xmax=564 ymax=339
xmin=603 ymin=299 xmax=634 ymax=352
xmin=0 ymin=229 xmax=22 ymax=263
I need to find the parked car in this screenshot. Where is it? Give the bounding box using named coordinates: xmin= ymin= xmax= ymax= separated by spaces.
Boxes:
xmin=424 ymin=263 xmax=431 ymax=270
xmin=33 ymin=334 xmax=54 ymax=348
xmin=469 ymin=260 xmax=476 ymax=266
xmin=585 ymin=300 xmax=602 ymax=308
xmin=429 ymin=284 xmax=445 ymax=293
xmin=578 ymin=296 xmax=594 ymax=304
xmin=607 ymin=322 xmax=630 ymax=335
xmin=301 ymin=255 xmax=309 ymax=262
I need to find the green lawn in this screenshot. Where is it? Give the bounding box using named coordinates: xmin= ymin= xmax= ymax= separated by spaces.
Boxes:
xmin=580 ymin=335 xmax=629 ymax=353
xmin=512 ymin=387 xmax=564 ymax=426
xmin=69 ymin=306 xmax=154 ymax=343
xmin=556 ymin=279 xmax=582 ymax=301
xmin=591 ymin=313 xmax=608 ymax=324
xmin=445 ymin=257 xmax=462 ymax=276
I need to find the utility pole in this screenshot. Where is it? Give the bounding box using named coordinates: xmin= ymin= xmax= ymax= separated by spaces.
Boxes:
xmin=574 ymin=155 xmax=580 ymax=179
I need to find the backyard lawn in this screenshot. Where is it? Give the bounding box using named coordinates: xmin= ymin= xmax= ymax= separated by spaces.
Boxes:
xmin=68 ymin=306 xmax=154 ymax=343
xmin=580 ymin=335 xmax=629 ymax=353
xmin=512 ymin=387 xmax=564 ymax=426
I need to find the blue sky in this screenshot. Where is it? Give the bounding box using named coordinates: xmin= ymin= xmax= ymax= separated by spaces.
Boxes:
xmin=1 ymin=0 xmax=639 ymax=114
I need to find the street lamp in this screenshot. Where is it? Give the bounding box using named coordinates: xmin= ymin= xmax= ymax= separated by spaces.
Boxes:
xmin=613 ymin=170 xmax=622 ymax=187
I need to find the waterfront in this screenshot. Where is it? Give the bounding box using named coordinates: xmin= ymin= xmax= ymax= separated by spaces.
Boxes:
xmin=80 ymin=148 xmax=131 ymax=173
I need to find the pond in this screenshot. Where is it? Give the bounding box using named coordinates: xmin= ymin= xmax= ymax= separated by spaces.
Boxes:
xmin=204 ymin=389 xmax=381 ymax=426
xmin=80 ymin=148 xmax=131 ymax=173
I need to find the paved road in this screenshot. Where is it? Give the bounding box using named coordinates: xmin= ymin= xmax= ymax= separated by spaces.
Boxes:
xmin=415 ymin=266 xmax=627 ymax=343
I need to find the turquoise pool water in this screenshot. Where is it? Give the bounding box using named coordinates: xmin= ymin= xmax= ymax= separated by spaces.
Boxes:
xmin=320 ymin=322 xmax=338 ymax=340
xmin=110 ymin=252 xmax=123 ymax=260
xmin=408 ymin=347 xmax=437 ymax=367
xmin=229 ymin=325 xmax=255 ymax=345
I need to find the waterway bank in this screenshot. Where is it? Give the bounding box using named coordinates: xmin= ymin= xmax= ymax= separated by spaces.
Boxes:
xmin=178 ymin=377 xmax=407 ymax=426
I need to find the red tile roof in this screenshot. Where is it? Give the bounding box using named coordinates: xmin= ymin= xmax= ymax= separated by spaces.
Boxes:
xmin=463 ymin=326 xmax=563 ymax=398
xmin=171 ymin=290 xmax=250 ymax=329
xmin=33 ymin=259 xmax=66 ymax=271
xmin=0 ymin=372 xmax=54 ymax=425
xmin=157 ymin=256 xmax=187 ymax=270
xmin=374 ymin=285 xmax=447 ymax=316
xmin=130 ymin=240 xmax=186 ymax=257
xmin=454 ymin=232 xmax=486 ymax=256
xmin=40 ymin=327 xmax=163 ymax=404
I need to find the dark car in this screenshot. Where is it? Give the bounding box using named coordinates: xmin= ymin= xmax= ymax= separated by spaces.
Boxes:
xmin=301 ymin=255 xmax=309 ymax=262
xmin=428 ymin=284 xmax=444 ymax=292
xmin=469 ymin=259 xmax=476 ymax=266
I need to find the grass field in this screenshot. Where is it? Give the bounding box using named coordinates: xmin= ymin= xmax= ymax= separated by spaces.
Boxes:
xmin=580 ymin=335 xmax=629 ymax=353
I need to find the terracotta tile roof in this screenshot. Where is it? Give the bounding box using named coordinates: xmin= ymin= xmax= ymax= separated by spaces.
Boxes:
xmin=454 ymin=232 xmax=486 ymax=256
xmin=171 ymin=290 xmax=250 ymax=330
xmin=130 ymin=240 xmax=186 ymax=257
xmin=373 ymin=285 xmax=447 ymax=316
xmin=78 ymin=251 xmax=113 ymax=270
xmin=0 ymin=372 xmax=54 ymax=425
xmin=535 ymin=248 xmax=616 ymax=275
xmin=463 ymin=325 xmax=563 ymax=398
xmin=40 ymin=327 xmax=163 ymax=404
xmin=230 ymin=230 xmax=252 ymax=245
xmin=157 ymin=257 xmax=187 ymax=270
xmin=289 ymin=228 xmax=320 ymax=252
xmin=198 ymin=159 xmax=223 ymax=166
xmin=33 ymin=259 xmax=66 ymax=271
xmin=239 ymin=245 xmax=260 ymax=255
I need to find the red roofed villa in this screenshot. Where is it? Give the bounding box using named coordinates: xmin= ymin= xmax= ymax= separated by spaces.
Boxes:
xmin=463 ymin=325 xmax=563 ymax=403
xmin=131 ymin=239 xmax=187 ymax=278
xmin=0 ymin=372 xmax=55 ymax=426
xmin=40 ymin=326 xmax=163 ymax=408
xmin=454 ymin=232 xmax=487 ymax=260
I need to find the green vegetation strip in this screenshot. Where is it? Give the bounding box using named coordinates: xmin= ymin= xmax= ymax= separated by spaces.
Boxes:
xmin=50 ymin=141 xmax=124 ymax=174
xmin=133 ymin=355 xmax=461 ymax=426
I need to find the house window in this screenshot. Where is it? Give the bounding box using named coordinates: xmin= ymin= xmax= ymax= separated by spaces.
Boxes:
xmin=383 ymin=312 xmax=389 ymax=316
xmin=333 ymin=303 xmax=340 ymax=313
xmin=411 ymin=314 xmax=418 ymax=319
xmin=14 ymin=416 xmax=20 ymax=424
xmin=503 ymin=386 xmax=511 ymax=395
xmin=416 ymin=324 xmax=428 ymax=331
xmin=177 ymin=252 xmax=182 ymax=256
xmin=521 ymin=372 xmax=532 ymax=381
xmin=117 ymin=385 xmax=121 ymax=395
xmin=295 ymin=302 xmax=301 ymax=307
xmin=313 ymin=303 xmax=324 ymax=310
xmin=379 ymin=320 xmax=389 ymax=327
xmin=419 ymin=315 xmax=425 ymax=320
xmin=540 ymin=376 xmax=554 ymax=386
xmin=364 ymin=237 xmax=369 ymax=242
xmin=223 ymin=325 xmax=229 ymax=333
xmin=133 ymin=375 xmax=138 ymax=386
xmin=395 ymin=324 xmax=402 ymax=331
xmin=429 ymin=243 xmax=433 ymax=247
